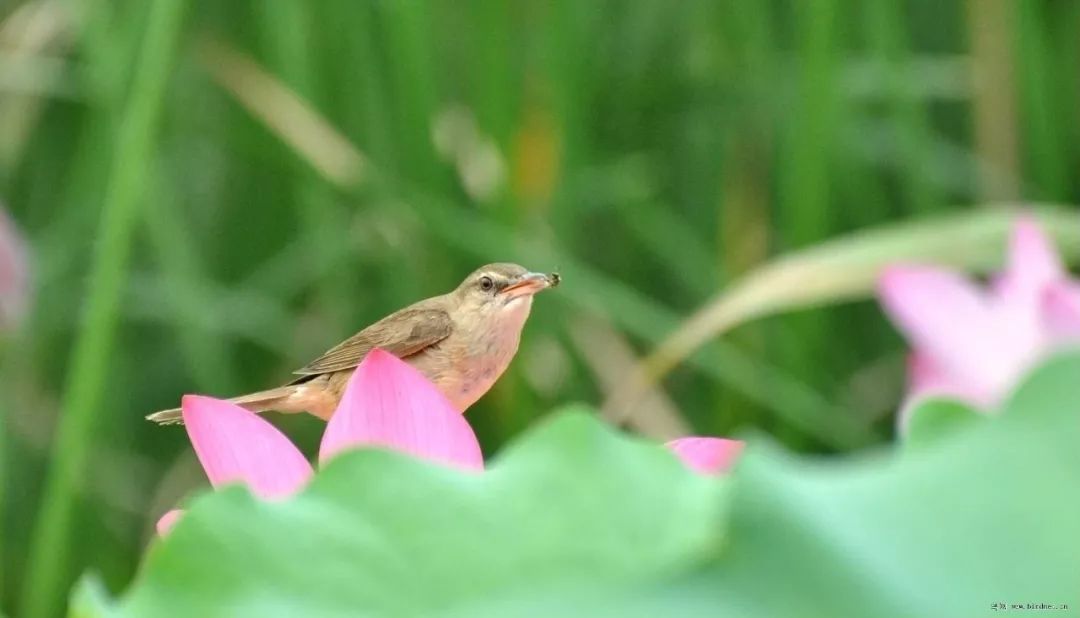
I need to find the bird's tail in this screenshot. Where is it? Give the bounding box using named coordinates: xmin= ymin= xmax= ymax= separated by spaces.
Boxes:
xmin=145 ymin=385 xmax=299 ymax=425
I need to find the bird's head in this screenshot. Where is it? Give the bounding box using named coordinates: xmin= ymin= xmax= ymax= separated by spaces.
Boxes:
xmin=454 ymin=263 xmax=559 ymax=319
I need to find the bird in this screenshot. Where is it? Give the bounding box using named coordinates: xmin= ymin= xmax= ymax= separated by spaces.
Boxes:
xmin=147 ymin=263 xmax=560 ymax=424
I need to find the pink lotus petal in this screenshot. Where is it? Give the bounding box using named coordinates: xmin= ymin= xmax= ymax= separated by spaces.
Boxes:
xmin=0 ymin=207 xmax=30 ymax=331
xmin=182 ymin=395 xmax=313 ymax=498
xmin=878 ymin=266 xmax=1017 ymax=394
xmin=907 ymin=351 xmax=947 ymax=394
xmin=1043 ymin=282 xmax=1080 ymax=340
xmin=665 ymin=437 xmax=744 ymax=475
xmin=905 ymin=352 xmax=994 ymax=406
xmin=156 ymin=509 xmax=183 ymax=537
xmin=1004 ymin=215 xmax=1063 ymax=296
xmin=988 ymin=271 xmax=1044 ymax=353
xmin=882 ymin=217 xmax=1075 ymax=420
xmin=319 ymin=348 xmax=484 ymax=472
xmin=898 ymin=353 xmax=996 ymax=433
xmin=990 ymin=218 xmax=1064 ymax=356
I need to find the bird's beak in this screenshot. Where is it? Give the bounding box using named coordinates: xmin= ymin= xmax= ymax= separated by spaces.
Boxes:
xmin=500 ymin=272 xmax=557 ymax=298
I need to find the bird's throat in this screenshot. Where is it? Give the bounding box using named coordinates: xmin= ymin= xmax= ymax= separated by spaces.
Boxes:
xmin=444 ymin=295 xmax=534 ymax=410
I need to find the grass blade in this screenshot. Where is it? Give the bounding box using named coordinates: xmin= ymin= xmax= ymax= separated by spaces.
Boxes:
xmin=20 ymin=1 xmax=186 ymax=615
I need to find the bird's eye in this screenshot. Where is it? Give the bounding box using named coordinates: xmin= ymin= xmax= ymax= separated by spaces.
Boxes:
xmin=479 ymin=276 xmax=494 ymax=291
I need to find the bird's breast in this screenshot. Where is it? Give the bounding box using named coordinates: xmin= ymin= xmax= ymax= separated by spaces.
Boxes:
xmin=414 ymin=298 xmax=533 ymax=411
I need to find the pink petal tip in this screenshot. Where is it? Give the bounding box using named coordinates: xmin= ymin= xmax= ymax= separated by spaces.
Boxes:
xmin=666 ymin=437 xmax=744 ymax=475
xmin=1007 ymin=215 xmax=1063 ymax=292
xmin=156 ymin=509 xmax=183 ymax=537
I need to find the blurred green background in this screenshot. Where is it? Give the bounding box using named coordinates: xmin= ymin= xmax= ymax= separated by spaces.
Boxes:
xmin=1 ymin=0 xmax=1078 ymax=615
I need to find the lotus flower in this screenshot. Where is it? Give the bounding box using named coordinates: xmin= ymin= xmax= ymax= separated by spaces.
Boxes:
xmin=157 ymin=349 xmax=743 ymax=535
xmin=878 ymin=216 xmax=1080 ymax=429
xmin=156 ymin=348 xmax=484 ymax=534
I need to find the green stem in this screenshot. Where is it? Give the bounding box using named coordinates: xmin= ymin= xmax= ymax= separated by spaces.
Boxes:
xmin=774 ymin=0 xmax=839 ymax=435
xmin=20 ymin=0 xmax=186 ymax=615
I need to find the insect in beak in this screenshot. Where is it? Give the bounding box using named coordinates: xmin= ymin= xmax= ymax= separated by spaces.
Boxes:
xmin=500 ymin=272 xmax=555 ymax=298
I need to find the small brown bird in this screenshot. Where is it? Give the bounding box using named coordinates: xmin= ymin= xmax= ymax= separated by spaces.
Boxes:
xmin=147 ymin=263 xmax=559 ymax=424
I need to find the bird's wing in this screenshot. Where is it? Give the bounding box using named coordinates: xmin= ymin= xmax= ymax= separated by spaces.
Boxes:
xmin=291 ymin=307 xmax=453 ymax=377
